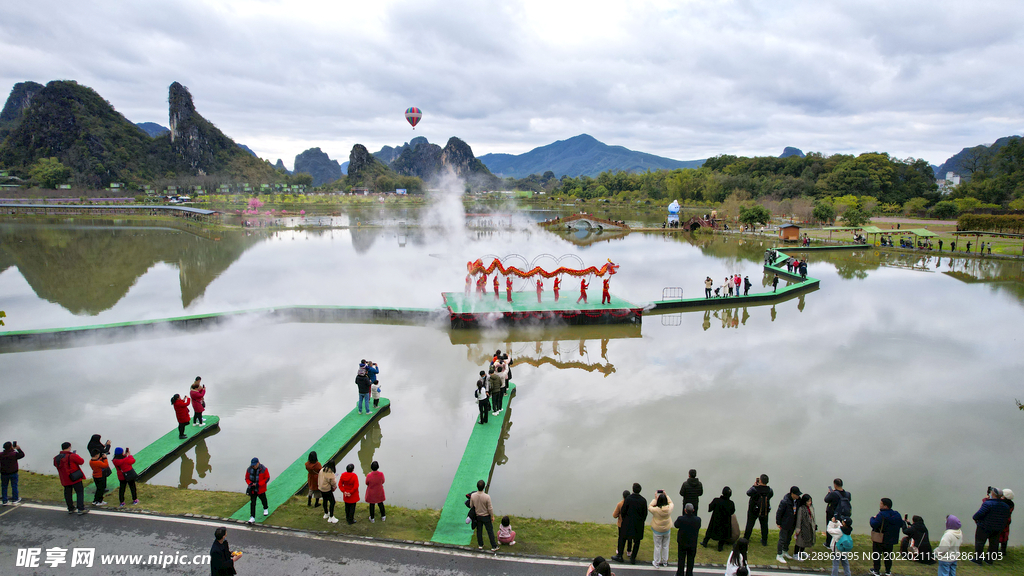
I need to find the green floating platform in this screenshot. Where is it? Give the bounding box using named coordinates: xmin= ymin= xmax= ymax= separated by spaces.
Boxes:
xmin=443 ymin=291 xmax=637 ymax=314
xmin=430 ymin=384 xmax=516 ymax=545
xmin=229 ymin=399 xmax=391 ymax=523
xmin=88 ymin=415 xmax=220 ymax=497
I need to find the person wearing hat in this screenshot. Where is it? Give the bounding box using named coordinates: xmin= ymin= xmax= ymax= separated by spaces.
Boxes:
xmin=997 ymin=489 xmax=1013 ymax=556
xmin=112 ymin=447 xmax=138 ymax=506
xmin=775 ymin=486 xmax=801 ymax=564
xmin=971 ymin=487 xmax=1011 ymax=565
xmin=935 ymin=515 xmax=962 ymax=576
xmin=245 ymin=457 xmax=270 ymax=523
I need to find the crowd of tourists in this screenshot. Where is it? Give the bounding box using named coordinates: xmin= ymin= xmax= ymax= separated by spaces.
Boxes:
xmin=473 ymin=350 xmax=513 ymax=424
xmin=604 ymin=470 xmax=1014 ymax=576
xmin=703 ymin=275 xmax=752 ymax=299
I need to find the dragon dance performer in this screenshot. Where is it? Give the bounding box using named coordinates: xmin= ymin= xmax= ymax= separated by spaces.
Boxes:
xmin=506 ymin=277 xmax=513 ymax=302
xmin=553 ymin=277 xmax=561 ymax=301
xmin=493 ymin=275 xmax=500 ymax=299
xmin=476 ymin=273 xmax=487 ymax=296
xmin=601 ymin=277 xmax=611 ymax=304
xmin=465 ymin=274 xmax=472 ymax=296
xmin=577 ymin=278 xmax=589 ymax=304
xmin=536 ymin=278 xmax=544 ymax=303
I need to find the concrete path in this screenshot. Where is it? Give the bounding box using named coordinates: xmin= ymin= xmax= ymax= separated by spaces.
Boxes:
xmin=0 ymin=503 xmax=806 ymax=576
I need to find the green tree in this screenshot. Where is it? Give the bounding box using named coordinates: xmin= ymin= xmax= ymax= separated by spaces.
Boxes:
xmin=738 ymin=204 xmax=771 ymax=227
xmin=902 ymin=197 xmax=929 ymax=215
xmin=29 ymin=157 xmax=72 ymax=188
xmin=812 ymin=201 xmax=836 ymax=224
xmin=841 ymin=206 xmax=870 ymax=227
xmin=930 ymin=201 xmax=959 ymax=220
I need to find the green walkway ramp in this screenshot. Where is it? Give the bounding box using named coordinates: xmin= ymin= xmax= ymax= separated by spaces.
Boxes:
xmin=89 ymin=416 xmax=221 ymax=498
xmin=229 ymin=399 xmax=391 ymax=523
xmin=430 ymin=384 xmax=516 ymax=545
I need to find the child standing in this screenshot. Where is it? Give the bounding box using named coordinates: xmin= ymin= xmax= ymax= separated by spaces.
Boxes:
xmin=190 ymin=377 xmax=206 ymax=425
xmin=497 ymin=515 xmax=516 ymax=545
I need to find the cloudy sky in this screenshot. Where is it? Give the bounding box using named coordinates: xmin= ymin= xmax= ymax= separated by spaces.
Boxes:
xmin=2 ymin=0 xmax=1022 ymax=169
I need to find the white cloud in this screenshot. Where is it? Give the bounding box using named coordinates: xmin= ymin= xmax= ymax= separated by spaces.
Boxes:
xmin=1 ymin=0 xmax=1023 ymax=169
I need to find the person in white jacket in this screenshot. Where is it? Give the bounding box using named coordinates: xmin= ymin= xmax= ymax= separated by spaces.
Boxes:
xmin=826 ymin=517 xmax=852 ymax=576
xmin=935 ymin=515 xmax=963 ymax=576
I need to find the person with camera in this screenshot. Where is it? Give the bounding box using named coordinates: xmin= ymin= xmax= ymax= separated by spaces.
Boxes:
xmin=113 ymin=447 xmax=139 ymax=506
xmin=823 ymin=479 xmax=851 ymax=547
xmin=744 ymin=474 xmax=773 ymax=546
xmin=53 ymin=442 xmax=87 ymax=515
xmin=1 ymin=441 xmax=25 ymax=505
xmin=88 ymin=449 xmax=111 ymax=506
xmin=648 ymin=489 xmax=674 ymax=567
xmin=210 ymin=527 xmax=242 ymax=575
xmin=971 ymin=486 xmax=1011 ymax=565
xmin=355 ymin=361 xmax=373 ymax=415
xmin=245 ymin=458 xmax=270 ymax=523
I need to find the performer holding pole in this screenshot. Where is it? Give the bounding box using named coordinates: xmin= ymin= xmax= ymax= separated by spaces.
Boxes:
xmin=493 ymin=275 xmax=500 ymax=299
xmin=601 ymin=277 xmax=611 ymax=304
xmin=553 ymin=276 xmax=561 ymax=301
xmin=577 ymin=277 xmax=589 ymax=303
xmin=536 ymin=278 xmax=544 ymax=303
xmin=465 ymin=274 xmax=472 ymax=296
xmin=506 ymin=277 xmax=513 ymax=303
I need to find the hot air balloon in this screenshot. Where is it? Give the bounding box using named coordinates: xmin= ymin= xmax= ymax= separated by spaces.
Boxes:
xmin=405 ymin=107 xmax=422 ymax=129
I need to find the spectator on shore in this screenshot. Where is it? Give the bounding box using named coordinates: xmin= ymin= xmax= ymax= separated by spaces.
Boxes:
xmin=498 ymin=515 xmax=516 ymax=546
xmin=586 ymin=556 xmax=606 ymax=576
xmin=172 ymin=394 xmax=191 ymax=439
xmin=1 ymin=441 xmax=25 ymax=505
xmin=190 ymin=377 xmax=206 ymax=425
xmin=613 ymin=483 xmax=648 ymax=564
xmin=702 ymin=486 xmax=735 ymax=551
xmin=935 ymin=515 xmax=962 ymax=576
xmin=246 ymin=457 xmax=270 ymax=523
xmin=318 ymin=461 xmax=338 ymax=523
xmin=612 ymin=490 xmax=631 ymax=558
xmin=775 ymin=486 xmax=801 ymax=563
xmin=53 ymin=442 xmax=87 ymax=515
xmin=674 ymin=503 xmax=701 ymax=576
xmin=112 ymin=447 xmax=138 ymax=506
xmin=648 ymin=490 xmax=674 ymax=567
xmin=210 ymin=527 xmax=241 ymax=575
xmin=365 ymin=460 xmax=385 ymax=523
xmin=725 ymin=538 xmax=749 ymax=576
xmin=827 ymin=516 xmax=853 ymax=576
xmin=971 ymin=487 xmax=1011 ymax=565
xmin=88 ymin=450 xmax=109 ymax=506
xmin=87 ymin=434 xmax=111 ymax=458
xmin=340 ymin=463 xmax=361 ymax=525
xmin=823 ymin=479 xmax=851 ymax=547
xmin=680 ymin=469 xmax=704 ymax=511
xmin=470 ymin=479 xmax=498 ymax=551
xmin=305 ymin=452 xmax=321 ymax=508
xmin=744 ymin=474 xmax=773 ymax=545
xmin=869 ymin=497 xmax=905 ymax=576
xmin=901 ymin=515 xmax=935 ymax=564
xmin=793 ymin=494 xmax=817 ymax=559
xmin=998 ymin=489 xmax=1014 ymax=555
xmin=355 ymin=361 xmax=372 ymax=415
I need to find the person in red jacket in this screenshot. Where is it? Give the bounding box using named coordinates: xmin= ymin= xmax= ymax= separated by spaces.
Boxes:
xmin=553 ymin=277 xmax=561 ymax=301
xmin=365 ymin=460 xmax=386 ymax=523
xmin=189 ymin=377 xmax=206 ymax=425
xmin=577 ymin=278 xmax=590 ymax=303
xmin=172 ymin=394 xmax=191 ymax=439
xmin=339 ymin=463 xmax=361 ymax=524
xmin=601 ymin=278 xmax=611 ymax=304
xmin=53 ymin=442 xmax=87 ymax=515
xmin=505 ymin=276 xmax=513 ymax=302
xmin=112 ymin=447 xmax=138 ymax=506
xmin=245 ymin=457 xmax=270 ymax=523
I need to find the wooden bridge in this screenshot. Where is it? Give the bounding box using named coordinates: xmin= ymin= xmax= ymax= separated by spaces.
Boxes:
xmin=539 ymin=213 xmax=631 ymax=231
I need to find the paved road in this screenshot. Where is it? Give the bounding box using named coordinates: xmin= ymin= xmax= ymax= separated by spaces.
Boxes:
xmin=0 ymin=503 xmax=793 ymax=575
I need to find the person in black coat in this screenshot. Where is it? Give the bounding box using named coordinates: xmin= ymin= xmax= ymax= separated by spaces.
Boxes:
xmin=702 ymin=486 xmax=736 ymax=551
xmin=612 ymin=483 xmax=648 ymax=564
xmin=679 ymin=469 xmax=704 ymax=511
xmin=775 ymin=486 xmax=801 ymax=562
xmin=209 ymin=527 xmax=240 ymax=575
xmin=901 ymin=515 xmax=935 ymax=564
xmin=744 ymin=474 xmax=774 ymax=546
xmin=823 ymin=478 xmax=851 ymax=547
xmin=675 ymin=503 xmax=701 ymax=576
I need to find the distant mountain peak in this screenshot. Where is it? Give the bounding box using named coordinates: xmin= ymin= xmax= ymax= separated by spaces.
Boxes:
xmin=780 ymin=147 xmax=805 ymax=158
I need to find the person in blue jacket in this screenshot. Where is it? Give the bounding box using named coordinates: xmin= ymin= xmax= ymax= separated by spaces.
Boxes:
xmin=971 ymin=487 xmax=1011 ymax=565
xmin=869 ymin=498 xmax=905 ymax=576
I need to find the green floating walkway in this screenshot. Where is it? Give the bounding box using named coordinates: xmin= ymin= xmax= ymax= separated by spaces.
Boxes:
xmin=89 ymin=416 xmax=220 ymax=497
xmin=229 ymin=399 xmax=391 ymax=523
xmin=430 ymin=384 xmax=516 ymax=545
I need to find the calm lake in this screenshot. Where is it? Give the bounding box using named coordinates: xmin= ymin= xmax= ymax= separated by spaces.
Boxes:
xmin=1 ymin=208 xmax=1021 ymax=542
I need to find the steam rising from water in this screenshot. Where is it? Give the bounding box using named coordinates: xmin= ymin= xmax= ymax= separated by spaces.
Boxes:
xmin=422 ymin=169 xmax=469 ymax=243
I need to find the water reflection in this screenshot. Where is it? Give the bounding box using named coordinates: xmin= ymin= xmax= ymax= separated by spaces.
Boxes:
xmin=179 ymin=453 xmax=197 ymax=489
xmin=357 ymin=420 xmax=383 ymax=476
xmin=494 ymin=413 xmax=512 ymax=468
xmin=195 ymin=438 xmax=212 ymax=479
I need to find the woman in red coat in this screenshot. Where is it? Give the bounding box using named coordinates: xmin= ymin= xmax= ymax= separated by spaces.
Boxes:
xmin=339 ymin=463 xmax=360 ymax=525
xmin=365 ymin=460 xmax=386 ymax=523
xmin=171 ymin=394 xmax=191 ymax=439
xmin=245 ymin=457 xmax=270 ymax=523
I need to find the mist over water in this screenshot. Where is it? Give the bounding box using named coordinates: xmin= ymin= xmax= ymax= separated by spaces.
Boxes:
xmin=2 ymin=217 xmax=1023 ymax=543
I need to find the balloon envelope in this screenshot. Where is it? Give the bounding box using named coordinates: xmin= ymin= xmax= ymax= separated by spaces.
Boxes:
xmin=405 ymin=107 xmax=422 ymax=128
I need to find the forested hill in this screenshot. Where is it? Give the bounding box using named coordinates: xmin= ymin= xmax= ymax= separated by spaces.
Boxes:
xmin=936 ymin=136 xmax=1021 ymax=178
xmin=478 ymin=134 xmax=704 ymax=178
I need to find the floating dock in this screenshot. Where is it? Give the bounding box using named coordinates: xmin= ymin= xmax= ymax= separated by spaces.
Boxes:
xmin=442 ymin=291 xmax=642 ymax=329
xmin=88 ymin=416 xmax=220 ymax=498
xmin=228 ymin=400 xmax=391 ymax=523
xmin=430 ymin=384 xmax=516 ymax=545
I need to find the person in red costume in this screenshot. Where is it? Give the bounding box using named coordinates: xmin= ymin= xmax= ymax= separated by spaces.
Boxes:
xmin=536 ymin=278 xmax=544 ymax=303
xmin=506 ymin=277 xmax=513 ymax=302
xmin=493 ymin=275 xmax=500 ymax=299
xmin=577 ymin=278 xmax=590 ymax=303
xmin=601 ymin=278 xmax=611 ymax=304
xmin=553 ymin=277 xmax=561 ymax=301
xmin=465 ymin=274 xmax=472 ymax=296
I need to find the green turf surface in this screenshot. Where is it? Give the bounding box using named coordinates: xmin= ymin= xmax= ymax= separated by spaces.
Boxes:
xmin=228 ymin=399 xmax=390 ymax=522
xmin=430 ymin=384 xmax=516 ymax=545
xmin=443 ymin=291 xmax=638 ymax=314
xmin=88 ymin=416 xmax=220 ymax=498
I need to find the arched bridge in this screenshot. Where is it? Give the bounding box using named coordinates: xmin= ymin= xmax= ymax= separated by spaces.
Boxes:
xmin=540 ymin=213 xmax=631 ymax=232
